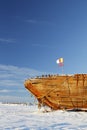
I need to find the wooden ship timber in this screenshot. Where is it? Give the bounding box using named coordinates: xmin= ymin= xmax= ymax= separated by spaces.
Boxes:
xmin=24 ymin=74 xmax=87 ymax=111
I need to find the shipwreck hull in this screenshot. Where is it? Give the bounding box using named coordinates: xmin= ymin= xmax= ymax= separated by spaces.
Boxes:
xmin=24 ymin=74 xmax=87 ymax=110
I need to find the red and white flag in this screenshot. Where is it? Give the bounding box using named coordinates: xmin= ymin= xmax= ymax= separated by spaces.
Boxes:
xmin=56 ymin=58 xmax=64 ymax=66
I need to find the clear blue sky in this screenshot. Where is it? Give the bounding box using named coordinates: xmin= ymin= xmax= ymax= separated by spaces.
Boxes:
xmin=0 ymin=0 xmax=87 ymax=103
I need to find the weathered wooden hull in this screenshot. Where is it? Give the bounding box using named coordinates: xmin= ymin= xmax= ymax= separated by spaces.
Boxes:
xmin=24 ymin=74 xmax=87 ymax=110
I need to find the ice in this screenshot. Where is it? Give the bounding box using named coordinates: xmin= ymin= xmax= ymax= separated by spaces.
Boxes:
xmin=0 ymin=103 xmax=87 ymax=130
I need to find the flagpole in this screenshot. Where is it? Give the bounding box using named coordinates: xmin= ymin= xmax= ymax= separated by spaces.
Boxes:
xmin=62 ymin=64 xmax=64 ymax=75
xmin=56 ymin=58 xmax=64 ymax=75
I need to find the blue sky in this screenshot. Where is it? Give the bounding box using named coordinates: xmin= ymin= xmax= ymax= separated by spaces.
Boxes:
xmin=0 ymin=0 xmax=87 ymax=103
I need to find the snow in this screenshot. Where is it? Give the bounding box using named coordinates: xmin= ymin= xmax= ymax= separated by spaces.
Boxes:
xmin=0 ymin=103 xmax=87 ymax=130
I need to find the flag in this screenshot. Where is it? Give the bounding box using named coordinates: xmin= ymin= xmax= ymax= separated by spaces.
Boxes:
xmin=56 ymin=58 xmax=64 ymax=66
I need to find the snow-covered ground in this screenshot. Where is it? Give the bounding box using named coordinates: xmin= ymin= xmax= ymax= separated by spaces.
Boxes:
xmin=0 ymin=103 xmax=87 ymax=130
